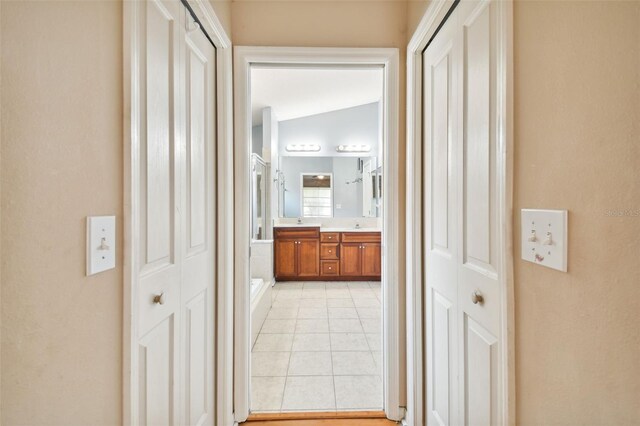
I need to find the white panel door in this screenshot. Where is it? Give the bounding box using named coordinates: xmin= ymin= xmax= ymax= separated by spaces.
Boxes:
xmin=182 ymin=13 xmax=216 ymax=426
xmin=134 ymin=2 xmax=216 ymax=425
xmin=137 ymin=1 xmax=183 ymax=424
xmin=424 ymin=1 xmax=502 ymax=425
xmin=424 ymin=12 xmax=459 ymax=426
xmin=456 ymin=2 xmax=501 ymax=424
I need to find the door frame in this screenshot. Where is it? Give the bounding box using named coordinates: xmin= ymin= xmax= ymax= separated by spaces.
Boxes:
xmin=234 ymin=46 xmax=402 ymax=422
xmin=122 ymin=1 xmax=234 ymax=424
xmin=405 ymin=1 xmax=515 ymax=425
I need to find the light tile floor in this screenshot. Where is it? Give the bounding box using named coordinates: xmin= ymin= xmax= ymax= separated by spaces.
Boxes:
xmin=251 ymin=281 xmax=383 ymax=413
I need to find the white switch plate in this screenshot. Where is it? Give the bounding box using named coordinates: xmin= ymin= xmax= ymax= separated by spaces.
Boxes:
xmin=87 ymin=216 xmax=116 ymax=276
xmin=521 ymin=209 xmax=568 ymax=272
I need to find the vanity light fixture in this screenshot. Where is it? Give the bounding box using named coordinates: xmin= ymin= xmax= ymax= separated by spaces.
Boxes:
xmin=336 ymin=144 xmax=371 ymax=153
xmin=286 ymin=143 xmax=321 ymax=152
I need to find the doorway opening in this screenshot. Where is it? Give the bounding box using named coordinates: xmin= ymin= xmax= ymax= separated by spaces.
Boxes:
xmin=234 ymin=47 xmax=401 ymax=422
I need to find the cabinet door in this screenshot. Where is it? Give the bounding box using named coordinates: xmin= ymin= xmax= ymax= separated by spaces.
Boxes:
xmin=275 ymin=239 xmax=297 ymax=278
xmin=362 ymin=243 xmax=381 ymax=277
xmin=340 ymin=243 xmax=362 ymax=276
xmin=297 ymin=240 xmax=320 ymax=277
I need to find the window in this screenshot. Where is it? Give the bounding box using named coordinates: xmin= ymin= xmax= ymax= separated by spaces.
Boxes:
xmin=301 ymin=174 xmax=332 ymax=217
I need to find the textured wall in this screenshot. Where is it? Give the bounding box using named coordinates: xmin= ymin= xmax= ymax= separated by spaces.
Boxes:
xmin=513 ymin=1 xmax=640 ymax=423
xmin=1 ymin=1 xmax=123 ymax=424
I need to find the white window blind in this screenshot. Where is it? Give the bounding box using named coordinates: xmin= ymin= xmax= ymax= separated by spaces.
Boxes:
xmin=302 ymin=187 xmax=332 ymax=217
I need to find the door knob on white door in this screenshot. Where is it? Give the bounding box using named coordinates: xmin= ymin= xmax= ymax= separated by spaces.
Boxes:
xmin=153 ymin=292 xmax=165 ymax=305
xmin=471 ymin=290 xmax=484 ymax=305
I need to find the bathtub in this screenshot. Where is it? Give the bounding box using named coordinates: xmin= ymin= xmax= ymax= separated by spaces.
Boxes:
xmin=250 ymin=278 xmax=272 ymax=348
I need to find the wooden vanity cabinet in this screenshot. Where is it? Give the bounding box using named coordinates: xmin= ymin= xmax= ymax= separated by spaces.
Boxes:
xmin=339 ymin=233 xmax=381 ymax=278
xmin=274 ymin=228 xmax=380 ymax=281
xmin=274 ymin=228 xmax=320 ymax=280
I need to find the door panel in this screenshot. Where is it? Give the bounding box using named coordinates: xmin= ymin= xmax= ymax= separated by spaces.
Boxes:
xmin=139 ymin=316 xmax=177 ymax=426
xmin=186 ymin=292 xmax=208 ymax=425
xmin=430 ymin=290 xmax=453 ymax=426
xmin=464 ymin=315 xmax=498 ymax=426
xmin=144 ymin=0 xmax=176 ymax=267
xmin=424 ymin=2 xmax=502 ymax=424
xmin=361 ymin=243 xmax=381 ymax=276
xmin=138 ymin=3 xmax=182 ymax=423
xmin=424 ymin=10 xmax=459 ymax=426
xmin=182 ymin=18 xmax=216 ymax=426
xmin=186 ymin=37 xmax=208 ymax=253
xmin=431 ymin=49 xmax=453 ymax=255
xmin=457 ymin=3 xmax=501 ymax=424
xmin=340 ymin=243 xmax=361 ymax=276
xmin=297 ymin=240 xmax=320 ymax=277
xmin=135 ymin=2 xmax=216 ymax=424
xmin=462 ymin=1 xmax=496 ymax=274
xmin=275 ymin=240 xmax=296 ymax=277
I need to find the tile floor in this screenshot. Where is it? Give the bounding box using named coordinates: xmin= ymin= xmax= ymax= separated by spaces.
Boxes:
xmin=251 ymin=281 xmax=383 ymax=413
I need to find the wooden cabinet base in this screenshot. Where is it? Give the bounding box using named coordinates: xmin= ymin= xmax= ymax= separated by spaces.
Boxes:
xmin=274 ymin=228 xmax=381 ymax=281
xmin=276 ymin=276 xmax=378 ymax=282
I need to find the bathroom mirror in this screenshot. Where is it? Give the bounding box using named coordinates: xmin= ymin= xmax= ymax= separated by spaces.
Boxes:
xmin=277 ymin=156 xmax=381 ymax=218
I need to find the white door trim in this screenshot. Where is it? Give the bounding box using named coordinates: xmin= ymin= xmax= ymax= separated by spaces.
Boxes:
xmin=123 ymin=1 xmax=234 ymax=424
xmin=233 ymin=46 xmax=402 ymax=422
xmin=405 ymin=1 xmax=515 ymax=425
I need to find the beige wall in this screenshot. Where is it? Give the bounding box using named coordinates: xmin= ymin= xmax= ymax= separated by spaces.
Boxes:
xmin=513 ymin=1 xmax=640 ymax=423
xmin=231 ymin=0 xmax=409 ymax=405
xmin=1 ymin=1 xmax=123 ymax=424
xmin=210 ymin=0 xmax=232 ymax=37
xmin=406 ymin=0 xmax=430 ymax=39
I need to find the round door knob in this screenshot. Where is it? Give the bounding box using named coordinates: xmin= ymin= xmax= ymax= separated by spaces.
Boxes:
xmin=329 ymin=250 xmax=332 ymax=253
xmin=153 ymin=292 xmax=165 ymax=305
xmin=328 ymin=266 xmax=332 ymax=270
xmin=471 ymin=290 xmax=484 ymax=305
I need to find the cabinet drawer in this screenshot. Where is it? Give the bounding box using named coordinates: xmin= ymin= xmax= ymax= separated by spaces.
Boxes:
xmin=275 ymin=227 xmax=320 ymax=239
xmin=320 ymin=243 xmax=339 ymax=260
xmin=320 ymin=232 xmax=340 ymax=242
xmin=341 ymin=232 xmax=381 ymax=243
xmin=321 ymin=260 xmax=340 ymax=276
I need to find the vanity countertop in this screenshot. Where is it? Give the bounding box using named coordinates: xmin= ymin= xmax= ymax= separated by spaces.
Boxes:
xmin=321 ymin=227 xmax=381 ymax=233
xmin=272 ymin=224 xmax=380 ymax=233
xmin=273 ymin=223 xmax=321 ymax=228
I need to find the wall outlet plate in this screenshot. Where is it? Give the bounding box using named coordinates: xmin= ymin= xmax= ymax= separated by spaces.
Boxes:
xmin=87 ymin=216 xmax=116 ymax=276
xmin=521 ymin=209 xmax=568 ymax=272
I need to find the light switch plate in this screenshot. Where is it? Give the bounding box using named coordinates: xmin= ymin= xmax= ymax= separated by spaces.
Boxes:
xmin=521 ymin=209 xmax=568 ymax=272
xmin=87 ymin=216 xmax=116 ymax=276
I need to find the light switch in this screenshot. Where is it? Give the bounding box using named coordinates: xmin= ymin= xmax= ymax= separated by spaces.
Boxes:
xmin=521 ymin=209 xmax=568 ymax=272
xmin=87 ymin=216 xmax=116 ymax=276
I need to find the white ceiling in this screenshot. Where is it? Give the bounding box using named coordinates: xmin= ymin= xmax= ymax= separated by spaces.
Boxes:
xmin=250 ymin=67 xmax=383 ymax=125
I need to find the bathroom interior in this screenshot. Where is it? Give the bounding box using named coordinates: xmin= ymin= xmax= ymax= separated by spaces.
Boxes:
xmin=248 ymin=67 xmax=385 ymax=413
